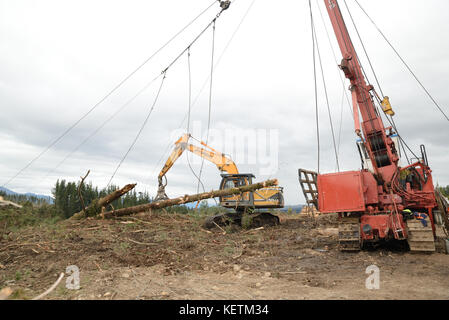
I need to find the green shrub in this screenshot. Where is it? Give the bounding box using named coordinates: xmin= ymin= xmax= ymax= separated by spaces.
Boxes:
xmin=0 ymin=204 xmax=63 ymax=233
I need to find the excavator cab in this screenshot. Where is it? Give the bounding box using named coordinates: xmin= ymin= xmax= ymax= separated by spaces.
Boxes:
xmin=219 ymin=174 xmax=284 ymax=211
xmin=219 ymin=174 xmax=255 ymax=209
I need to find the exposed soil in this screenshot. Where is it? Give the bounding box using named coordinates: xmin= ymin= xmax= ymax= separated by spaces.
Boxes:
xmin=1 ymin=212 xmax=448 ymax=300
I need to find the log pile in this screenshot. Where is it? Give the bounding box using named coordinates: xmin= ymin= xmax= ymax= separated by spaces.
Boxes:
xmin=71 ymin=179 xmax=278 ymax=220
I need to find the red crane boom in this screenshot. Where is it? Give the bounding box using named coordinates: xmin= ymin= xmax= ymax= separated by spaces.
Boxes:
xmin=325 ymin=0 xmax=399 ymax=183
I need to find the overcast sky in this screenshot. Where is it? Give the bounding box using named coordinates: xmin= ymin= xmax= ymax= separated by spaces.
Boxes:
xmin=1 ymin=0 xmax=448 ymax=205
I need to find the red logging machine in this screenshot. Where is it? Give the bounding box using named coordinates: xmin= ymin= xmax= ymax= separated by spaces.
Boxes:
xmin=299 ymin=0 xmax=449 ymax=252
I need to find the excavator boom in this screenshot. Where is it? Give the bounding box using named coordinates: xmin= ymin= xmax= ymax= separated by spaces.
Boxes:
xmin=155 ymin=134 xmax=284 ymax=211
xmin=157 ymin=134 xmax=238 ymax=180
xmin=186 ymin=144 xmax=239 ymax=175
xmin=156 ymin=134 xmax=238 ymax=200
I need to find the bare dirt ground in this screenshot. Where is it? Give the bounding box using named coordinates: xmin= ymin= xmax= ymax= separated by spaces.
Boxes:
xmin=1 ymin=212 xmax=449 ymax=300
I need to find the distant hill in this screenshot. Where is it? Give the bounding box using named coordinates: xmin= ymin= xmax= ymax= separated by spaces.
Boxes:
xmin=0 ymin=186 xmax=16 ymax=196
xmin=0 ymin=187 xmax=53 ymax=204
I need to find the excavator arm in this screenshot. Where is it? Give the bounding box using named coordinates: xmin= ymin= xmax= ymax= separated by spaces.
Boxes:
xmin=157 ymin=134 xmax=189 ymax=188
xmin=155 ymin=134 xmax=239 ymax=200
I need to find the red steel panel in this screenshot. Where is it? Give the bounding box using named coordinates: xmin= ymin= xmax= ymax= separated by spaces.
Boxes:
xmin=361 ymin=171 xmax=378 ymax=205
xmin=318 ymin=171 xmax=366 ymax=213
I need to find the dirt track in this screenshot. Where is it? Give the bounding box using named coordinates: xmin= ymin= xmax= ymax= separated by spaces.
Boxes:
xmin=1 ymin=212 xmax=449 ymax=300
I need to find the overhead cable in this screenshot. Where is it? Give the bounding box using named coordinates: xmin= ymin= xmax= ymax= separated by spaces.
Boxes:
xmin=1 ymin=0 xmax=219 ymax=188
xmin=354 ymin=0 xmax=449 ymax=123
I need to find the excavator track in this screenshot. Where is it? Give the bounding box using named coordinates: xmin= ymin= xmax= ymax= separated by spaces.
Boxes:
xmin=250 ymin=212 xmax=281 ymax=228
xmin=203 ymin=211 xmax=280 ymax=230
xmin=406 ymin=218 xmax=436 ymax=253
xmin=338 ymin=217 xmax=361 ymax=252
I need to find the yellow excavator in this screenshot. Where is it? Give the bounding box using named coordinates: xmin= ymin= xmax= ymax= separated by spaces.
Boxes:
xmin=155 ymin=134 xmax=284 ymax=227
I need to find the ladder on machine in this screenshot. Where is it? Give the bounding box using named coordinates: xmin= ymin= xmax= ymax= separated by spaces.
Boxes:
xmin=298 ymin=169 xmax=319 ymax=210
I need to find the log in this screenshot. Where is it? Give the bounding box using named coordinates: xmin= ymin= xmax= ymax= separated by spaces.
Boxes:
xmin=32 ymin=273 xmax=65 ymax=300
xmin=77 ymin=170 xmax=91 ymax=213
xmin=99 ymin=179 xmax=278 ymax=219
xmin=71 ymin=183 xmax=137 ymax=220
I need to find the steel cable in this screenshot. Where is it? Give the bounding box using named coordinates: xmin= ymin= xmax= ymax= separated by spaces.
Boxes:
xmin=343 ymin=0 xmax=385 ymax=97
xmin=197 ymin=21 xmax=216 ymax=194
xmin=107 ymin=73 xmax=167 ymax=187
xmin=354 ymin=0 xmax=449 ymax=123
xmin=310 ymin=1 xmax=340 ymax=172
xmin=148 ymin=0 xmax=256 ymax=187
xmin=1 ymin=0 xmax=219 ymax=189
xmin=34 ymin=74 xmax=163 ymax=189
xmin=309 ymin=0 xmax=320 ymax=174
xmin=185 ymin=48 xmax=209 ymax=199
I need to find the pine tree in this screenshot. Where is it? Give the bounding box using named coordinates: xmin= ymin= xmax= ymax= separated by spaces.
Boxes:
xmin=51 ymin=179 xmax=152 ymax=218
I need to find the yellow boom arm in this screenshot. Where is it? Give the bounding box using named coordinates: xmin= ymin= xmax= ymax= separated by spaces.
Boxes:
xmin=155 ymin=134 xmax=284 ymax=209
xmin=158 ymin=134 xmax=238 ymax=185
